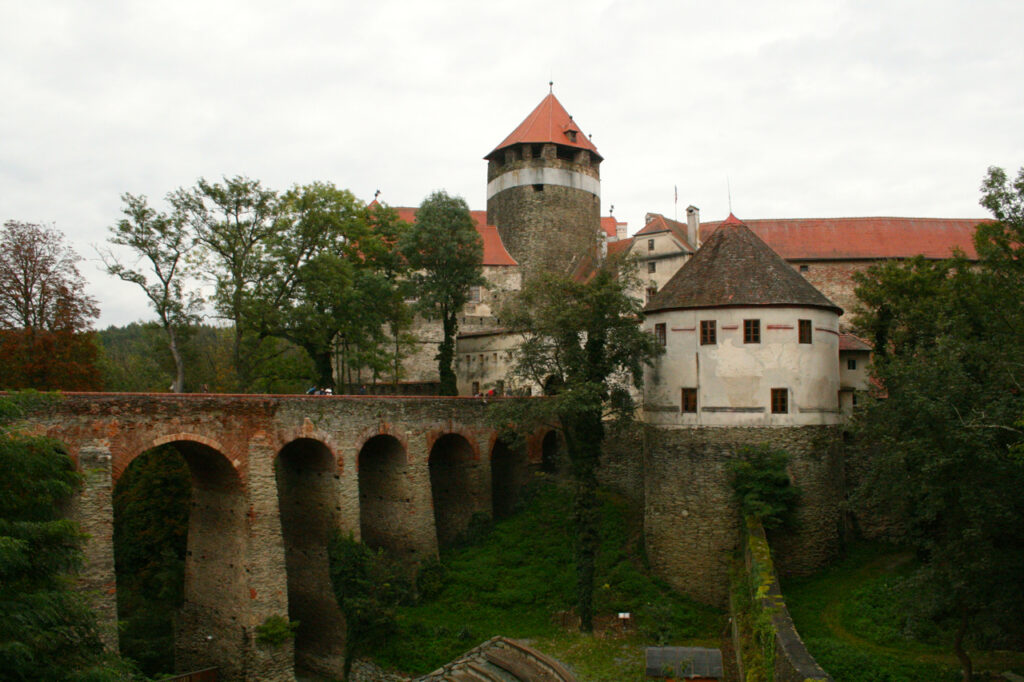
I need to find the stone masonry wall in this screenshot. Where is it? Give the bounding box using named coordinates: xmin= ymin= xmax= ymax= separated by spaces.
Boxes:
xmin=487 ymin=146 xmax=600 ymax=280
xmin=644 ymin=425 xmax=843 ymax=607
xmin=29 ymin=393 xmax=517 ymax=682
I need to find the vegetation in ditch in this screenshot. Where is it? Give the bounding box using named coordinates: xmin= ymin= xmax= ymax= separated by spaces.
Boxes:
xmin=355 ymin=476 xmax=723 ymax=679
xmin=784 ymin=542 xmax=1024 ymax=681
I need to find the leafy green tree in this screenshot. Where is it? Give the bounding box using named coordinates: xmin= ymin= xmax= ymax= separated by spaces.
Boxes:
xmin=170 ymin=176 xmax=279 ymax=389
xmin=850 ymin=166 xmax=1024 ymax=680
xmin=252 ymin=184 xmax=410 ymax=391
xmin=400 ymin=191 xmax=484 ymax=395
xmin=327 ymin=533 xmax=406 ymax=678
xmin=490 ymin=255 xmax=661 ymax=631
xmin=101 ymin=193 xmax=203 ymax=393
xmin=0 ymin=393 xmax=138 ymax=680
xmin=727 ymin=444 xmax=800 ymax=529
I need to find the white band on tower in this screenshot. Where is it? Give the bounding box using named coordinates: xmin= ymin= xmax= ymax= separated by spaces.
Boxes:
xmin=486 ymin=167 xmax=601 ymax=200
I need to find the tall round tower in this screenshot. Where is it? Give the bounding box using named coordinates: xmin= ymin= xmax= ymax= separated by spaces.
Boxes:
xmin=485 ymin=90 xmax=602 ymax=279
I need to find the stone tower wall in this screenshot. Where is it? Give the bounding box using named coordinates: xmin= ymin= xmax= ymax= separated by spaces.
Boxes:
xmin=486 ymin=143 xmax=601 ymax=278
xmin=643 ymin=425 xmax=843 ymax=607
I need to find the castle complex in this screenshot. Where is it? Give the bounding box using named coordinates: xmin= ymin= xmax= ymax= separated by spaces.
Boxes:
xmin=392 ymin=90 xmax=987 ymax=603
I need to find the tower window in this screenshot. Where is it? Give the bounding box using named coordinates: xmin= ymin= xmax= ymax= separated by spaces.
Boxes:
xmin=648 ymin=239 xmax=655 ymax=251
xmin=646 ymin=287 xmax=657 ymax=303
xmin=531 ymin=144 xmax=542 ymax=158
xmin=771 ymin=388 xmax=788 ymax=414
xmin=533 ymin=184 xmax=544 ymax=192
xmin=700 ymin=320 xmax=716 ymax=345
xmin=655 ymin=323 xmax=666 ymax=346
xmin=744 ymin=319 xmax=761 ymax=344
xmin=469 ymin=286 xmax=481 ymax=302
xmin=799 ymin=265 xmax=810 ymax=273
xmin=848 ymin=358 xmax=857 ymax=370
xmin=681 ymin=388 xmax=697 ymax=413
xmin=648 ymin=261 xmax=656 ymax=273
xmin=798 ymin=319 xmax=812 ymax=344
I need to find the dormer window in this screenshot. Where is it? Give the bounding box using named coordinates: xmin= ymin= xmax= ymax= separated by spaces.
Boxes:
xmin=566 ymin=130 xmax=577 ymax=143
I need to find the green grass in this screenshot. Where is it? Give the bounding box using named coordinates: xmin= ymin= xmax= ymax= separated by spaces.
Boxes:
xmin=370 ymin=476 xmax=723 ymax=679
xmin=783 ymin=542 xmax=1024 ymax=681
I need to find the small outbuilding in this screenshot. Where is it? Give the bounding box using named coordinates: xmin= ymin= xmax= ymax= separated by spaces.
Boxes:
xmin=645 ymin=646 xmax=723 ymax=680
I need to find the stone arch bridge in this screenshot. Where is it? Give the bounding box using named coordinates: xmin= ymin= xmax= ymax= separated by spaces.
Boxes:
xmin=28 ymin=393 xmax=554 ymax=681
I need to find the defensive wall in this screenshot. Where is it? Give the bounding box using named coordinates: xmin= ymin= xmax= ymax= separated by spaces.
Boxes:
xmin=23 ymin=393 xmax=846 ymax=679
xmin=641 ymin=425 xmax=844 ymax=607
xmin=26 ymin=393 xmax=550 ymax=682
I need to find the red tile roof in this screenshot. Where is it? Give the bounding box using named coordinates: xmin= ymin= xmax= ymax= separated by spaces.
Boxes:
xmin=395 ymin=207 xmax=517 ymax=266
xmin=607 ymin=239 xmax=632 ymax=257
xmin=486 ymin=92 xmax=601 ymax=160
xmin=635 ymin=213 xmax=695 ymax=251
xmin=646 ymin=220 xmax=842 ymax=315
xmin=839 ymin=333 xmax=873 ymax=352
xmin=601 ymin=216 xmax=626 ymax=239
xmin=701 ymin=217 xmax=986 ymax=260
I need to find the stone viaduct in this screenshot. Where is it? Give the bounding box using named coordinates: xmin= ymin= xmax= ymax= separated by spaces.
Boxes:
xmin=27 ymin=393 xmax=557 ymax=681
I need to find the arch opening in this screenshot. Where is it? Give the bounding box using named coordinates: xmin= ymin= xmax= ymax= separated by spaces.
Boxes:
xmin=358 ymin=435 xmax=413 ymax=556
xmin=429 ymin=434 xmax=486 ymax=548
xmin=491 ymin=437 xmax=529 ymax=520
xmin=113 ymin=440 xmax=247 ymax=679
xmin=276 ymin=438 xmax=345 ymax=679
xmin=541 ymin=430 xmax=562 ymax=474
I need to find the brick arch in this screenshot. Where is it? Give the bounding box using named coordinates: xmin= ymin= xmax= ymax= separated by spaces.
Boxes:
xmin=111 ymin=431 xmax=235 ymax=487
xmin=277 ymin=424 xmax=341 ymax=475
xmin=428 ymin=432 xmax=489 ymax=548
xmin=355 ymin=421 xmax=408 ymax=458
xmin=425 ymin=425 xmax=482 ymax=460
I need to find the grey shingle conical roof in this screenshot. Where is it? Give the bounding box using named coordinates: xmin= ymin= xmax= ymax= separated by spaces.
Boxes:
xmin=645 ymin=214 xmax=842 ymax=315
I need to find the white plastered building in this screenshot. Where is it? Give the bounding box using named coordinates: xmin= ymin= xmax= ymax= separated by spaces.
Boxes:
xmin=643 ymin=214 xmax=845 ymax=427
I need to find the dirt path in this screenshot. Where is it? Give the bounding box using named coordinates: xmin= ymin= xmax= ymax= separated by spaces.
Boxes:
xmin=811 ymin=552 xmax=1023 ymax=673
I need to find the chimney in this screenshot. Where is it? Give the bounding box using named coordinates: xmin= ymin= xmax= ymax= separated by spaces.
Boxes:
xmin=686 ymin=205 xmax=700 ymax=249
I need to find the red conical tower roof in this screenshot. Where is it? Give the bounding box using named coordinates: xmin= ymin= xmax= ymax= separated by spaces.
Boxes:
xmin=486 ymin=91 xmax=601 ymax=160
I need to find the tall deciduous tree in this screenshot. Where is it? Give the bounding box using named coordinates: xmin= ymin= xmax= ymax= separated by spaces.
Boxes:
xmin=851 ymin=166 xmax=1024 ymax=681
xmin=400 ymin=191 xmax=484 ymax=395
xmin=490 ymin=256 xmax=661 ymax=631
xmin=257 ymin=184 xmax=410 ymax=390
xmin=0 ymin=221 xmax=101 ymax=390
xmin=170 ymin=176 xmax=278 ymax=389
xmin=101 ymin=194 xmax=202 ymax=393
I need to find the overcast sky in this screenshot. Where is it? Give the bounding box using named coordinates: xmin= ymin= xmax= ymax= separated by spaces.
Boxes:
xmin=3 ymin=0 xmax=1023 ymax=327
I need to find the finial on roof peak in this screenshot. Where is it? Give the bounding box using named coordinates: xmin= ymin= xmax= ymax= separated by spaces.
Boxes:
xmin=549 ymin=80 xmax=553 ymax=93
xmin=723 ymin=212 xmax=743 ymax=225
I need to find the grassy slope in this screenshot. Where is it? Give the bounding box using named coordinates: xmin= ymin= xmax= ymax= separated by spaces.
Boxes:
xmin=783 ymin=542 xmax=1024 ymax=681
xmin=371 ymin=476 xmax=724 ymax=680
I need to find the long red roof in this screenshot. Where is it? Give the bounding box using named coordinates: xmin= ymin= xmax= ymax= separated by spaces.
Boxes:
xmin=487 ymin=92 xmax=601 ymax=160
xmin=395 ymin=207 xmax=517 ymax=266
xmin=700 ymin=216 xmax=986 ymax=260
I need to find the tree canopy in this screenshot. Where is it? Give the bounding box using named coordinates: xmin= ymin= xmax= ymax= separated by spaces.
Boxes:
xmin=0 ymin=221 xmax=101 ymax=390
xmin=0 ymin=393 xmax=137 ymax=680
xmin=850 ymin=166 xmax=1024 ymax=680
xmin=400 ymin=191 xmax=484 ymax=395
xmin=102 ymin=194 xmax=202 ymax=393
xmin=491 ymin=255 xmax=661 ymax=630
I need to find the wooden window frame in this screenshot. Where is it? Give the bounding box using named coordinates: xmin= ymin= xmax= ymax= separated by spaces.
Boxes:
xmin=744 ymin=319 xmax=761 ymax=344
xmin=847 ymin=358 xmax=857 ymax=370
xmin=655 ymin=323 xmax=667 ymax=347
xmin=647 ymin=261 xmax=657 ymax=273
xmin=771 ymin=388 xmax=788 ymax=414
xmin=798 ymin=319 xmax=812 ymax=344
xmin=681 ymin=388 xmax=697 ymax=413
xmin=700 ymin=320 xmax=716 ymax=345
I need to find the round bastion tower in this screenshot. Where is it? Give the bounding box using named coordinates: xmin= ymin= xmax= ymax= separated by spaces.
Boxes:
xmin=485 ymin=89 xmax=602 ymax=279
